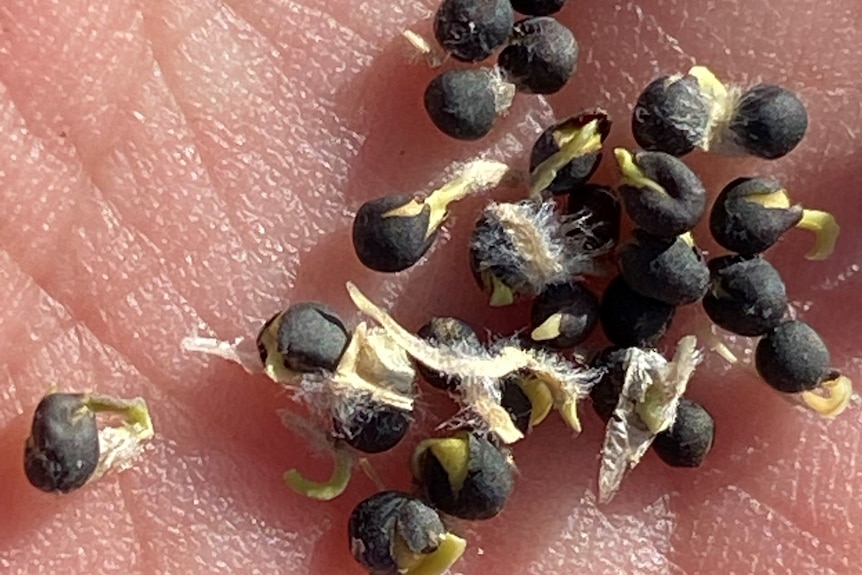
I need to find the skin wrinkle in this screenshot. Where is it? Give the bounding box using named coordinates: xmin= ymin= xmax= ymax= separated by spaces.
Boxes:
xmin=0 ymin=0 xmax=861 ymax=574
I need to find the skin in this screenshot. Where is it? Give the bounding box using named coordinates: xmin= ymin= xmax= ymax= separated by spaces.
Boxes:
xmin=0 ymin=0 xmax=860 ymax=573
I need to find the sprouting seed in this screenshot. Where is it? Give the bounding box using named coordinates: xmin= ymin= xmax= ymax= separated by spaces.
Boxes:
xmin=498 ymin=17 xmax=578 ymax=95
xmin=470 ymin=198 xmax=601 ymax=306
xmin=529 ymin=110 xmax=611 ymax=196
xmin=566 ymin=184 xmax=621 ymax=252
xmin=702 ymin=255 xmax=788 ymax=336
xmin=332 ymin=399 xmax=411 ymax=454
xmin=434 ymin=0 xmax=515 ymax=62
xmin=709 ymin=177 xmax=839 ymax=260
xmin=348 ymin=490 xmax=467 ymax=575
xmin=499 ymin=376 xmax=534 ymax=434
xmin=424 ymin=68 xmax=515 ymax=140
xmin=589 ymin=347 xmax=626 ymax=422
xmin=510 ymin=0 xmax=566 ymax=16
xmin=599 ymin=275 xmax=676 ymax=348
xmin=412 ymin=431 xmax=514 ymax=520
xmin=652 ymin=398 xmax=715 ymax=468
xmin=353 ymin=160 xmax=511 ymax=272
xmin=728 ymin=84 xmax=808 ymax=159
xmin=632 ymin=73 xmax=712 ymax=157
xmin=24 ymin=392 xmax=154 ymax=494
xmin=416 ymin=317 xmax=482 ymax=393
xmin=617 ymin=230 xmax=710 ymax=306
xmin=256 ymin=302 xmax=351 ymax=380
xmin=614 ymin=148 xmax=707 ymax=237
xmin=530 ymin=281 xmax=600 ymax=349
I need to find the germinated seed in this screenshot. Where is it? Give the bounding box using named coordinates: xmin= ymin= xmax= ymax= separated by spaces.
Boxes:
xmin=566 ymin=184 xmax=621 ymax=252
xmin=599 ymin=275 xmax=676 ymax=347
xmin=530 ymin=281 xmax=600 ymax=349
xmin=257 ymin=302 xmax=351 ymax=374
xmin=632 ymin=73 xmax=712 ymax=157
xmin=652 ymin=398 xmax=714 ymax=468
xmin=333 ymin=401 xmax=411 ymax=454
xmin=755 ymin=320 xmax=835 ymax=393
xmin=728 ymin=84 xmax=808 ymax=159
xmin=530 ymin=111 xmax=611 ymax=195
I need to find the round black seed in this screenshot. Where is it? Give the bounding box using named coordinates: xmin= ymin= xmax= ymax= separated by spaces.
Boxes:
xmin=652 ymin=398 xmax=715 ymax=468
xmin=333 ymin=402 xmax=411 ymax=454
xmin=510 ymin=0 xmax=566 ymax=15
xmin=632 ymin=74 xmax=711 ymax=157
xmin=530 ymin=111 xmax=611 ymax=195
xmin=417 ymin=432 xmax=514 ymax=520
xmin=469 ymin=213 xmax=533 ymax=304
xmin=589 ymin=347 xmax=626 ymax=421
xmin=416 ymin=317 xmax=482 ymax=392
xmin=424 ymin=68 xmax=499 ymax=140
xmin=259 ymin=302 xmax=351 ymax=373
xmin=617 ymin=230 xmax=710 ymax=306
xmin=599 ymin=275 xmax=676 ymax=348
xmin=728 ymin=84 xmax=808 ymax=159
xmin=349 ymin=490 xmax=447 ymax=575
xmin=702 ymin=255 xmax=788 ymax=336
xmin=434 ymin=0 xmax=514 ymax=62
xmin=530 ymin=281 xmax=599 ymax=349
xmin=709 ymin=177 xmax=803 ymax=256
xmin=24 ymin=393 xmax=100 ymax=493
xmin=500 ymin=377 xmax=533 ymax=435
xmin=755 ymin=320 xmax=833 ymax=393
xmin=566 ymin=184 xmax=621 ymax=252
xmin=353 ymin=193 xmax=437 ymax=272
xmin=498 ymin=17 xmax=578 ymax=94
xmin=617 ymin=150 xmax=707 ymax=236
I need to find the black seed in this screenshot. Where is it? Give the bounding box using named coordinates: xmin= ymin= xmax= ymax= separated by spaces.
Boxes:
xmin=566 ymin=184 xmax=621 ymax=251
xmin=510 ymin=0 xmax=566 ymax=15
xmin=349 ymin=490 xmax=447 ymax=575
xmin=709 ymin=177 xmax=803 ymax=256
xmin=632 ymin=74 xmax=711 ymax=157
xmin=353 ymin=193 xmax=436 ymax=272
xmin=333 ymin=401 xmax=411 ymax=454
xmin=617 ymin=150 xmax=707 ymax=236
xmin=530 ymin=281 xmax=599 ymax=349
xmin=530 ymin=111 xmax=611 ymax=195
xmin=500 ymin=377 xmax=533 ymax=434
xmin=469 ymin=213 xmax=533 ymax=303
xmin=599 ymin=275 xmax=676 ymax=348
xmin=424 ymin=68 xmax=499 ymax=140
xmin=653 ymin=398 xmax=715 ymax=468
xmin=755 ymin=320 xmax=834 ymax=393
xmin=617 ymin=230 xmax=710 ymax=306
xmin=434 ymin=0 xmax=514 ymax=62
xmin=702 ymin=255 xmax=788 ymax=336
xmin=589 ymin=347 xmax=627 ymax=421
xmin=417 ymin=432 xmax=514 ymax=520
xmin=416 ymin=317 xmax=482 ymax=392
xmin=729 ymin=84 xmax=808 ymax=159
xmin=498 ymin=17 xmax=578 ymax=94
xmin=258 ymin=302 xmax=351 ymax=374
xmin=24 ymin=393 xmax=100 ymax=493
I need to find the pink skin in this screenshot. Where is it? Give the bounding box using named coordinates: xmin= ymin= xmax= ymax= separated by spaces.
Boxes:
xmin=0 ymin=0 xmax=860 ymax=573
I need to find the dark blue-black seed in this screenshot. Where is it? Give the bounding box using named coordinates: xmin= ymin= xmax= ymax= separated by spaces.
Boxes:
xmin=469 ymin=213 xmax=533 ymax=303
xmin=24 ymin=393 xmax=100 ymax=493
xmin=510 ymin=0 xmax=566 ymax=15
xmin=434 ymin=0 xmax=514 ymax=62
xmin=566 ymin=184 xmax=621 ymax=251
xmin=348 ymin=490 xmax=447 ymax=575
xmin=702 ymin=255 xmax=788 ymax=336
xmin=709 ymin=177 xmax=803 ymax=256
xmin=589 ymin=347 xmax=627 ymax=421
xmin=353 ymin=193 xmax=437 ymax=272
xmin=424 ymin=68 xmax=499 ymax=140
xmin=755 ymin=320 xmax=834 ymax=393
xmin=416 ymin=317 xmax=482 ymax=392
xmin=530 ymin=281 xmax=600 ymax=349
xmin=599 ymin=275 xmax=676 ymax=348
xmin=498 ymin=17 xmax=578 ymax=94
xmin=531 ymin=110 xmax=611 ymax=195
xmin=500 ymin=376 xmax=533 ymax=434
xmin=653 ymin=398 xmax=715 ymax=468
xmin=632 ymin=74 xmax=711 ymax=157
xmin=418 ymin=432 xmax=514 ymax=520
xmin=729 ymin=84 xmax=808 ymax=159
xmin=260 ymin=302 xmax=351 ymax=373
xmin=333 ymin=401 xmax=411 ymax=454
xmin=617 ymin=230 xmax=710 ymax=306
xmin=617 ymin=150 xmax=707 ymax=236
